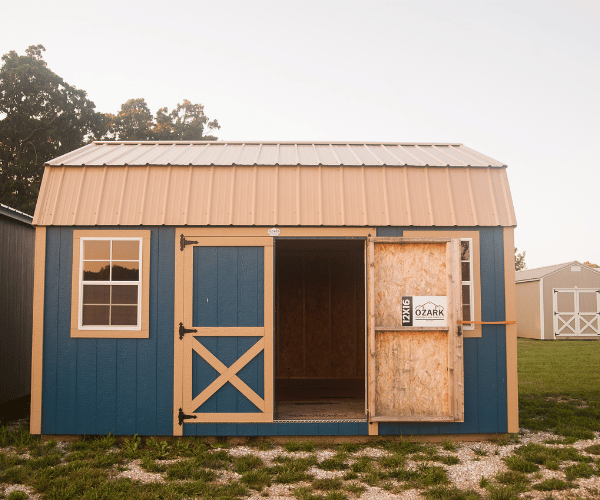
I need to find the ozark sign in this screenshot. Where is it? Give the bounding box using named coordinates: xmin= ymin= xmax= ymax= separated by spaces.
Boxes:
xmin=401 ymin=296 xmax=448 ymax=327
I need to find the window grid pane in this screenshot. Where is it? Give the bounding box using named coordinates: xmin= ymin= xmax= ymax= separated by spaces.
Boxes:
xmin=81 ymin=238 xmax=141 ymax=328
xmin=461 ymin=239 xmax=474 ymax=328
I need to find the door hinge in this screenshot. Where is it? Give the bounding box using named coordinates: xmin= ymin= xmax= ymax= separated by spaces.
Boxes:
xmin=457 ymin=325 xmax=462 ymax=336
xmin=178 ymin=408 xmax=197 ymax=426
xmin=179 ymin=322 xmax=198 ymax=340
xmin=180 ymin=234 xmax=198 ymax=251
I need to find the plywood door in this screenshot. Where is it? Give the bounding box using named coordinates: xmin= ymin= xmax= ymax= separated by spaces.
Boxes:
xmin=175 ymin=235 xmax=274 ymax=427
xmin=367 ymin=237 xmax=464 ymax=422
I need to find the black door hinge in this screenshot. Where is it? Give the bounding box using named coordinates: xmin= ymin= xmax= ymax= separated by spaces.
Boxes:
xmin=178 ymin=408 xmax=197 ymax=426
xmin=180 ymin=234 xmax=198 ymax=251
xmin=179 ymin=322 xmax=198 ymax=340
xmin=457 ymin=325 xmax=462 ymax=336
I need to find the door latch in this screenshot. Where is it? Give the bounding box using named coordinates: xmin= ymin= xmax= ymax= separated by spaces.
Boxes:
xmin=179 ymin=322 xmax=198 ymax=340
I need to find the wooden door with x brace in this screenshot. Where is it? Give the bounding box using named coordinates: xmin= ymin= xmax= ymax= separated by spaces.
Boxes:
xmin=174 ymin=234 xmax=274 ymax=434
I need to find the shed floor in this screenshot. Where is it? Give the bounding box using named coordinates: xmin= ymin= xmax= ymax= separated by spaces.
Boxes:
xmin=275 ymin=398 xmax=365 ymax=421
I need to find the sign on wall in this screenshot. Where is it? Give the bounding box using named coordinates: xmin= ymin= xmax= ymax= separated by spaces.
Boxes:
xmin=401 ymin=296 xmax=448 ymax=327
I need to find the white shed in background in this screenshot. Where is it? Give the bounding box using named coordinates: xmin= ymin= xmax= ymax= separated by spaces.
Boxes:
xmin=516 ymin=262 xmax=600 ymax=339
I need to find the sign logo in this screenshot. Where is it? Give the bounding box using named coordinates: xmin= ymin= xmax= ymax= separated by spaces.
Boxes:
xmin=401 ymin=296 xmax=447 ymax=327
xmin=268 ymin=227 xmax=280 ymax=236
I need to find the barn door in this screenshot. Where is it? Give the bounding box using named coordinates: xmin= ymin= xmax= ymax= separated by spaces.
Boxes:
xmin=174 ymin=235 xmax=273 ymax=431
xmin=554 ymin=289 xmax=600 ymax=336
xmin=367 ymin=237 xmax=464 ymax=422
xmin=577 ymin=290 xmax=600 ymax=335
xmin=553 ymin=290 xmax=577 ymax=336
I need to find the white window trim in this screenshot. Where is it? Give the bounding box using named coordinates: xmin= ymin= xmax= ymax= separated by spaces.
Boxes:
xmin=78 ymin=237 xmax=143 ymax=331
xmin=461 ymin=238 xmax=475 ymax=331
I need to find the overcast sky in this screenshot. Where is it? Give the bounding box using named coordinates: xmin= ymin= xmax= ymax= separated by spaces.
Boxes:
xmin=3 ymin=0 xmax=599 ymax=269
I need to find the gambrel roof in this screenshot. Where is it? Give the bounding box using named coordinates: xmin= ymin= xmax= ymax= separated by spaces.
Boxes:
xmin=33 ymin=141 xmax=516 ymax=227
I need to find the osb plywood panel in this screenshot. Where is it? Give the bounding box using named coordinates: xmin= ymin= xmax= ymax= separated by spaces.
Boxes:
xmin=374 ymin=243 xmax=446 ymax=328
xmin=375 ymin=331 xmax=449 ymax=417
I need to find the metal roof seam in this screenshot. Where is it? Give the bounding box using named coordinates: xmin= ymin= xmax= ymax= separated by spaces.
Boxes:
xmin=49 ymin=167 xmax=66 ymax=226
xmin=414 ymin=145 xmax=442 ymax=167
xmin=184 ymin=165 xmax=193 ymax=225
xmin=403 ymin=167 xmax=412 ymax=225
xmin=94 ymin=166 xmax=109 ymax=226
xmin=486 ymin=168 xmax=500 ymax=226
xmin=445 ymin=168 xmax=457 ymax=227
xmin=138 ymin=166 xmax=151 ymax=225
xmin=205 ymin=166 xmax=215 ymax=225
xmin=347 ymin=145 xmax=365 ymax=166
xmin=116 ymin=165 xmax=129 ymax=226
xmin=329 ymin=144 xmax=342 ymax=166
xmin=365 ymin=145 xmax=386 ymax=166
xmin=431 ymin=145 xmax=468 ymax=167
xmin=499 ymin=169 xmax=516 ymax=226
xmin=382 ymin=166 xmax=390 ymax=226
xmin=424 ymin=167 xmax=435 ymax=226
xmin=380 ymin=144 xmax=403 ymax=166
xmin=401 ymin=145 xmax=428 ymax=166
xmin=465 ymin=168 xmax=479 ymax=226
xmin=460 ymin=145 xmax=505 ymax=167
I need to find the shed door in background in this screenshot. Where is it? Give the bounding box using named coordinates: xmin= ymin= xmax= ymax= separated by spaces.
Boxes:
xmin=553 ymin=289 xmax=600 ymax=336
xmin=175 ymin=235 xmax=273 ymax=430
xmin=367 ymin=237 xmax=464 ymax=422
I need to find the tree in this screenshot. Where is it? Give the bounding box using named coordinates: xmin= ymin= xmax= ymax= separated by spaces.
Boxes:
xmin=0 ymin=45 xmax=104 ymax=214
xmin=105 ymin=98 xmax=154 ymax=141
xmin=515 ymin=247 xmax=526 ymax=271
xmin=582 ymin=261 xmax=599 ymax=268
xmin=106 ymin=98 xmax=220 ymax=141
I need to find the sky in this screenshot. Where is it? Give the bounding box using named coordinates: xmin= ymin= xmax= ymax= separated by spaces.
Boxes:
xmin=2 ymin=0 xmax=599 ymax=270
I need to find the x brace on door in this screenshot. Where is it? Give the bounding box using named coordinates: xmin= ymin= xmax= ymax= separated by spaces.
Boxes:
xmin=187 ymin=336 xmax=266 ymax=415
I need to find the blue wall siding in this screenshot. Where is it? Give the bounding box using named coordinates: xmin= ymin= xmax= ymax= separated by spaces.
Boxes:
xmin=42 ymin=227 xmax=175 ymax=435
xmin=42 ymin=226 xmax=506 ymax=436
xmin=376 ymin=227 xmax=508 ymax=435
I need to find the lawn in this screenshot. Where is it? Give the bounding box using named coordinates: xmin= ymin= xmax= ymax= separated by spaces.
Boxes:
xmin=518 ymin=338 xmax=600 ymax=440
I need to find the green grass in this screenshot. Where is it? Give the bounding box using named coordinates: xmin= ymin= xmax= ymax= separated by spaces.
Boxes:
xmin=518 ymin=338 xmax=600 ymax=438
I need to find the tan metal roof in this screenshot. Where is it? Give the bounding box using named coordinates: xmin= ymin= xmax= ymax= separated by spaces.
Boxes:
xmin=34 ymin=141 xmax=516 ymax=227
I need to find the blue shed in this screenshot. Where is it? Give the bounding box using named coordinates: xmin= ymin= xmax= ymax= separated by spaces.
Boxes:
xmin=30 ymin=141 xmax=518 ymax=438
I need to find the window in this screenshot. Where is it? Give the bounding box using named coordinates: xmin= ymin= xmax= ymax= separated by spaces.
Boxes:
xmin=461 ymin=239 xmax=474 ymax=331
xmin=71 ymin=230 xmax=150 ymax=338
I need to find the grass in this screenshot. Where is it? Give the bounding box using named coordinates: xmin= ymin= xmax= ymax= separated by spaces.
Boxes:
xmin=518 ymin=338 xmax=600 ymax=438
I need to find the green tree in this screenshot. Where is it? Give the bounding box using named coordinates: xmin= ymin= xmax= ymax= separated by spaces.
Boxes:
xmin=105 ymin=98 xmax=154 ymax=141
xmin=515 ymin=247 xmax=526 ymax=271
xmin=107 ymin=98 xmax=220 ymax=141
xmin=0 ymin=45 xmax=104 ymax=214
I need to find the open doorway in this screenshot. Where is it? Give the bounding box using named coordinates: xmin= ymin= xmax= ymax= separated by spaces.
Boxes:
xmin=275 ymin=239 xmax=366 ymax=420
